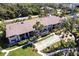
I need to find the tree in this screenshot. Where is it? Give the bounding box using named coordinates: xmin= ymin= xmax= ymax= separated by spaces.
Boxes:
xmin=61 ymin=18 xmax=76 ymax=33
xmin=28 ymin=15 xmax=32 ymax=19
xmin=6 ymin=11 xmax=15 ymax=19
xmin=33 ymin=21 xmax=44 ymax=30
xmin=0 ymin=20 xmax=6 ymax=40
xmin=33 ymin=21 xmax=44 ymax=38
xmin=0 ymin=21 xmax=5 ymax=32
xmin=44 ymin=7 xmax=48 ymax=16
xmin=61 ymin=18 xmax=79 ymax=48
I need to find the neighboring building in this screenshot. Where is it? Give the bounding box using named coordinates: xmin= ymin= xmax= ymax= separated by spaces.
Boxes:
xmin=56 ymin=9 xmax=62 ymax=16
xmin=6 ymin=16 xmax=61 ymax=46
xmin=40 ymin=6 xmax=54 ymax=16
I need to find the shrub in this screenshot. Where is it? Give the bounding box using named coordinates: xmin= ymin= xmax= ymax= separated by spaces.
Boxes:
xmin=28 ymin=15 xmax=32 ymax=19
xmin=54 ymin=51 xmax=64 ymax=56
xmin=34 ymin=49 xmax=38 ymax=52
xmin=69 ymin=40 xmax=76 ymax=48
xmin=17 ymin=40 xmax=28 ymax=46
xmin=42 ymin=48 xmax=49 ymax=53
xmin=68 ymin=50 xmax=75 ymax=56
xmin=38 ymin=15 xmax=42 ymax=18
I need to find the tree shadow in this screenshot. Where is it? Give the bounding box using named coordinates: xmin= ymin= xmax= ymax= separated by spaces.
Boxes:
xmin=22 ymin=44 xmax=33 ymax=49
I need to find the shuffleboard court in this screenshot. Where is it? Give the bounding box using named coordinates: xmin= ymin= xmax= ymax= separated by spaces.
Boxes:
xmin=34 ymin=35 xmax=61 ymax=51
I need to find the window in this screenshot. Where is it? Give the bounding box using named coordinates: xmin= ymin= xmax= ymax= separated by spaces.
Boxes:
xmin=29 ymin=31 xmax=35 ymax=37
xmin=11 ymin=39 xmax=16 ymax=44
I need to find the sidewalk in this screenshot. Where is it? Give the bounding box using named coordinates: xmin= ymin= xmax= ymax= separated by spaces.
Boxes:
xmin=1 ymin=41 xmax=32 ymax=56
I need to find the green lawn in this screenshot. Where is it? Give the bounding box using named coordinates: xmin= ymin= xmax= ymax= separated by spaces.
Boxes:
xmin=8 ymin=44 xmax=41 ymax=56
xmin=0 ymin=52 xmax=5 ymax=56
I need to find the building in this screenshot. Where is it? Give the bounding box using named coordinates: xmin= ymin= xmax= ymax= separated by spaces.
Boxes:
xmin=40 ymin=6 xmax=54 ymax=16
xmin=6 ymin=16 xmax=62 ymax=46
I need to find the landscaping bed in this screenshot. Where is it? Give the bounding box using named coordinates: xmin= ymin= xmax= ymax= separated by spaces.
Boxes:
xmin=38 ymin=33 xmax=54 ymax=42
xmin=17 ymin=39 xmax=28 ymax=46
xmin=42 ymin=39 xmax=76 ymax=53
xmin=6 ymin=39 xmax=29 ymax=50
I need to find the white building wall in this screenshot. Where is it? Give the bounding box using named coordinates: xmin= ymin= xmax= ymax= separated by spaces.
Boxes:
xmin=8 ymin=36 xmax=18 ymax=44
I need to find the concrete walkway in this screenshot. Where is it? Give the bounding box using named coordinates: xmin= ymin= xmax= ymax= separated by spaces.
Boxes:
xmin=1 ymin=41 xmax=33 ymax=56
xmin=46 ymin=48 xmax=77 ymax=56
xmin=1 ymin=45 xmax=25 ymax=56
xmin=37 ymin=51 xmax=47 ymax=56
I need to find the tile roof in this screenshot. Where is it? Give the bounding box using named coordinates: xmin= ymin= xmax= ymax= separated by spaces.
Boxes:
xmin=6 ymin=16 xmax=61 ymax=37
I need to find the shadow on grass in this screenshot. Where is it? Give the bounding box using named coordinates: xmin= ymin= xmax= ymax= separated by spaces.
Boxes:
xmin=22 ymin=44 xmax=33 ymax=49
xmin=0 ymin=40 xmax=8 ymax=49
